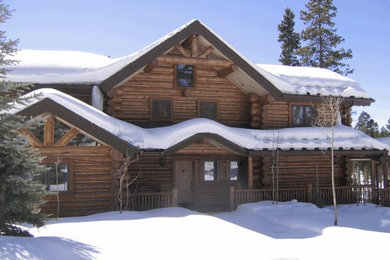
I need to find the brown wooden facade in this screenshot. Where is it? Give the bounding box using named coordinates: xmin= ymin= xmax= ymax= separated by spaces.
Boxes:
xmin=15 ymin=20 xmax=388 ymax=216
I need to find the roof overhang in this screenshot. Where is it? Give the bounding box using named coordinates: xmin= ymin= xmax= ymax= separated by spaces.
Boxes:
xmin=162 ymin=132 xmax=248 ymax=157
xmin=17 ymin=98 xmax=140 ymax=155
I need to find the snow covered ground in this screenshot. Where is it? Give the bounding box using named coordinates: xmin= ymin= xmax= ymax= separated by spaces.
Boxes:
xmin=1 ymin=201 xmax=390 ymax=260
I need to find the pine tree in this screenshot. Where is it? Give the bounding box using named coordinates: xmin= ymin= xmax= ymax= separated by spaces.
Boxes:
xmin=298 ymin=0 xmax=353 ymax=75
xmin=379 ymin=127 xmax=389 ymax=137
xmin=277 ymin=7 xmax=301 ymax=66
xmin=354 ymin=111 xmax=379 ymax=138
xmin=0 ymin=1 xmax=47 ymax=236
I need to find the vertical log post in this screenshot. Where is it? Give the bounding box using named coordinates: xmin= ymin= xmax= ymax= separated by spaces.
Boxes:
xmin=307 ymin=184 xmax=313 ymax=203
xmin=172 ymin=188 xmax=178 ymax=207
xmin=370 ymin=159 xmax=377 ymax=203
xmin=229 ymin=186 xmax=235 ymax=211
xmin=383 ymin=157 xmax=389 ymax=189
xmin=248 ymin=156 xmax=253 ymax=189
xmin=44 ymin=114 xmax=54 ymax=146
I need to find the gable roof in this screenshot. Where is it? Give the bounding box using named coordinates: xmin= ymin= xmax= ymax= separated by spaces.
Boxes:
xmin=11 ymin=89 xmax=140 ymax=156
xmin=6 ymin=20 xmax=373 ymax=105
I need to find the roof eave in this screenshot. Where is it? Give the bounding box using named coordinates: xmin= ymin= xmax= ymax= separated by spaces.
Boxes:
xmin=275 ymin=93 xmax=374 ymax=106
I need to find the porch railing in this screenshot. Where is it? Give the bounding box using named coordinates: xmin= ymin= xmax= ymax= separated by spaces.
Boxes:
xmin=231 ymin=185 xmax=390 ymax=210
xmin=127 ymin=191 xmax=175 ymax=211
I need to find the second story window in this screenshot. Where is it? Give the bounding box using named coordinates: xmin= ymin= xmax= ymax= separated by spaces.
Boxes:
xmin=199 ymin=101 xmax=218 ymax=121
xmin=292 ymin=105 xmax=317 ymax=127
xmin=151 ymin=99 xmax=171 ymax=120
xmin=177 ymin=64 xmax=194 ymax=87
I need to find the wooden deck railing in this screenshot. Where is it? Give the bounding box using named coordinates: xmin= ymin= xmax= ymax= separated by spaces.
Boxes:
xmin=127 ymin=191 xmax=173 ymax=211
xmin=234 ymin=188 xmax=307 ymax=207
xmin=232 ymin=185 xmax=390 ymax=210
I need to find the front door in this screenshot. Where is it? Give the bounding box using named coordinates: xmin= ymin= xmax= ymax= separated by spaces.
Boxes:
xmin=175 ymin=161 xmax=194 ymax=207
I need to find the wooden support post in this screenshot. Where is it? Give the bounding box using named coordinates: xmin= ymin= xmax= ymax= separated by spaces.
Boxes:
xmin=383 ymin=157 xmax=389 ymax=189
xmin=370 ymin=159 xmax=378 ymax=203
xmin=172 ymin=188 xmax=178 ymax=207
xmin=229 ymin=186 xmax=235 ymax=211
xmin=307 ymin=184 xmax=313 ymax=203
xmin=248 ymin=156 xmax=253 ymax=189
xmin=44 ymin=114 xmax=54 ymax=147
xmin=191 ymin=36 xmax=198 ymax=57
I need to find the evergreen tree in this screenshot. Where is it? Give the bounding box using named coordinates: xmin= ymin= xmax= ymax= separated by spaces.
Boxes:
xmin=379 ymin=127 xmax=389 ymax=137
xmin=354 ymin=111 xmax=379 ymax=138
xmin=298 ymin=0 xmax=353 ymax=75
xmin=0 ymin=1 xmax=47 ymax=236
xmin=277 ymin=7 xmax=301 ymax=66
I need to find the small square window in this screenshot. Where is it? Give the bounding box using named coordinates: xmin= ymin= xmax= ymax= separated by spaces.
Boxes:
xmin=177 ymin=64 xmax=194 ymax=87
xmin=204 ymin=161 xmax=218 ymax=181
xmin=199 ymin=101 xmax=217 ymax=121
xmin=151 ymin=100 xmax=171 ymax=120
xmin=41 ymin=163 xmax=69 ymax=192
xmin=230 ymin=161 xmax=238 ymax=181
xmin=292 ymin=105 xmax=317 ymax=127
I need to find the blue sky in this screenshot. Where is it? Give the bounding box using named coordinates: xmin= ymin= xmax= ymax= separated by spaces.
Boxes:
xmin=4 ymin=0 xmax=390 ymax=127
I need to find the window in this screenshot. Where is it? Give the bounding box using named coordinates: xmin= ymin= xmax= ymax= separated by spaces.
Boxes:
xmin=292 ymin=105 xmax=317 ymax=127
xmin=199 ymin=101 xmax=217 ymax=121
xmin=39 ymin=163 xmax=70 ymax=192
xmin=151 ymin=99 xmax=171 ymax=120
xmin=230 ymin=161 xmax=239 ymax=181
xmin=204 ymin=161 xmax=218 ymax=181
xmin=177 ymin=64 xmax=194 ymax=87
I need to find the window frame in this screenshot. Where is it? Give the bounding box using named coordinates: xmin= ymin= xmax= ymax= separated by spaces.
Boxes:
xmin=289 ymin=103 xmax=317 ymax=127
xmin=229 ymin=160 xmax=239 ymax=182
xmin=41 ymin=159 xmax=73 ymax=194
xmin=174 ymin=64 xmax=196 ymax=88
xmin=198 ymin=100 xmax=219 ymax=121
xmin=203 ymin=160 xmax=219 ymax=182
xmin=150 ymin=98 xmax=173 ymax=121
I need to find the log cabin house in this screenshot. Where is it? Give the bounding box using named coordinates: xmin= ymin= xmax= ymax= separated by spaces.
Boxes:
xmin=7 ymin=20 xmax=390 ymax=216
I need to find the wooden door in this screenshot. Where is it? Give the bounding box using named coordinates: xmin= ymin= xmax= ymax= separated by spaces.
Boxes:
xmin=175 ymin=161 xmax=194 ymax=206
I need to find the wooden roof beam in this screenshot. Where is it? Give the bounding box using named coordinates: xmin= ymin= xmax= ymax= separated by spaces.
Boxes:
xmin=175 ymin=45 xmax=191 ymax=57
xmin=55 ymin=127 xmax=80 ymax=147
xmin=18 ymin=128 xmax=43 ymax=147
xmin=143 ymin=59 xmax=159 ymax=74
xmin=157 ymin=55 xmax=232 ymax=67
xmin=217 ymin=64 xmax=236 ymax=78
xmin=181 ymin=35 xmax=197 ymax=50
xmin=199 ymin=45 xmax=214 ymax=58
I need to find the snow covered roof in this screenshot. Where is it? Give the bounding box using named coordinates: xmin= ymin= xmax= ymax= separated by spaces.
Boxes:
xmin=5 ymin=20 xmax=372 ymax=102
xmin=11 ymin=88 xmax=388 ymax=154
xmin=257 ymin=64 xmax=369 ymax=99
xmin=377 ymin=137 xmax=390 ymax=149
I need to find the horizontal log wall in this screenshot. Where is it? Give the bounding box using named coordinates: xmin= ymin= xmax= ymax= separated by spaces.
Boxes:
xmin=260 ymin=101 xmax=289 ymax=129
xmin=261 ymin=155 xmax=346 ymax=189
xmin=106 ymin=49 xmax=250 ymax=128
xmin=128 ymin=155 xmax=173 ymax=193
xmin=39 ymin=146 xmax=115 ymax=217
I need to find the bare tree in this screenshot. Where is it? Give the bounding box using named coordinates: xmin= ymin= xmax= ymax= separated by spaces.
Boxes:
xmin=271 ymin=129 xmax=280 ymax=204
xmin=315 ymin=96 xmax=344 ymax=226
